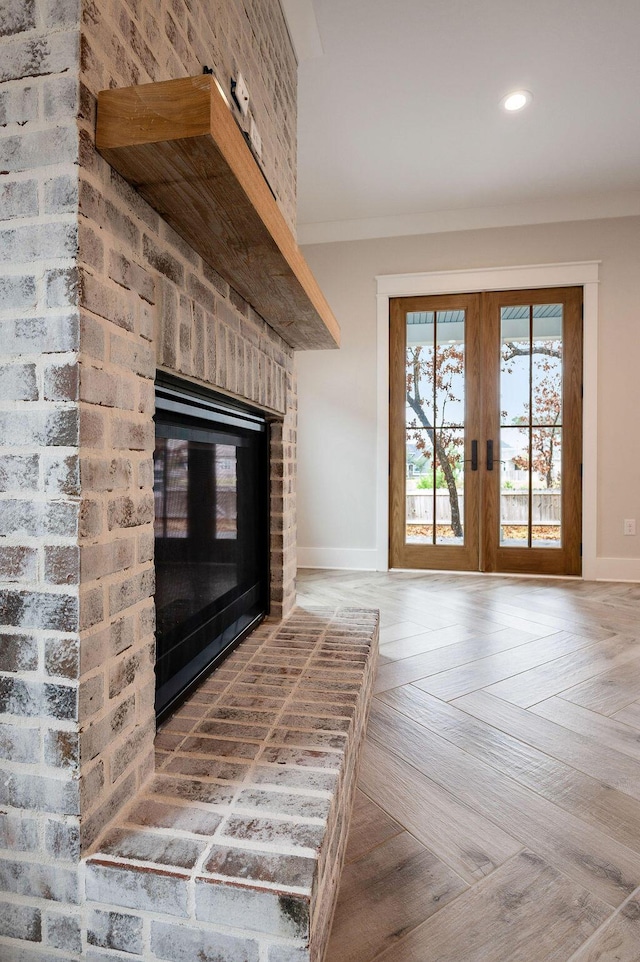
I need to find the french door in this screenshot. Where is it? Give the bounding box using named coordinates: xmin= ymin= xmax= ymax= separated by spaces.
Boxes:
xmin=389 ymin=287 xmax=583 ymax=575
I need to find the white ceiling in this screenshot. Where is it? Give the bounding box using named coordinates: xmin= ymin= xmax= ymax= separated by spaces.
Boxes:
xmin=291 ymin=0 xmax=640 ymax=244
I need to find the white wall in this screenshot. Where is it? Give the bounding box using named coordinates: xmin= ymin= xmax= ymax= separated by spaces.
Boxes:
xmin=296 ymin=216 xmax=640 ymax=579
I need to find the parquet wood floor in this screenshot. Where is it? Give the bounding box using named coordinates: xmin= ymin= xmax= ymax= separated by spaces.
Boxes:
xmin=296 ymin=568 xmax=640 ymax=962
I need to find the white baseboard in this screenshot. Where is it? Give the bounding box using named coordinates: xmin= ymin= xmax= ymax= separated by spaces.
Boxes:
xmin=592 ymin=557 xmax=640 ymax=583
xmin=297 ymin=549 xmax=640 ymax=582
xmin=297 ymin=547 xmax=380 ymax=570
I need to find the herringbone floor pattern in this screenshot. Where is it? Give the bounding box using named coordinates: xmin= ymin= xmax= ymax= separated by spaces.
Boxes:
xmin=296 ymin=568 xmax=640 ymax=962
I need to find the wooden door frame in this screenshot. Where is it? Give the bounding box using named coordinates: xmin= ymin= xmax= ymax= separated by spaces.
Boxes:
xmin=376 ymin=261 xmax=600 ymax=577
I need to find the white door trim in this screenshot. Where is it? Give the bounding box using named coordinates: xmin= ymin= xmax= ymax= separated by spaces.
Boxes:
xmin=376 ymin=261 xmax=600 ymax=577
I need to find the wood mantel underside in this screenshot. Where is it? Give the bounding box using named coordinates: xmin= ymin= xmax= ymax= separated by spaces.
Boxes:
xmin=96 ymin=75 xmax=340 ymax=351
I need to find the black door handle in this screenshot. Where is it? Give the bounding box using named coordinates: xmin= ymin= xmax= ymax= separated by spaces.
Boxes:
xmin=471 ymin=439 xmax=478 ymax=471
xmin=486 ymin=439 xmax=494 ymax=471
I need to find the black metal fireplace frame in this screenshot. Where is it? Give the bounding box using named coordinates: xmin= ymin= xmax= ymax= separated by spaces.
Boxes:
xmin=153 ymin=373 xmax=270 ymax=722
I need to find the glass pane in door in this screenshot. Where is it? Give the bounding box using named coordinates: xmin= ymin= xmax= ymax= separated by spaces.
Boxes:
xmin=532 ymin=431 xmax=562 ymax=546
xmin=405 ymin=309 xmax=465 ymax=546
xmin=500 ymin=427 xmax=530 ymax=546
xmin=500 ymin=304 xmax=563 ymax=549
xmin=531 ymin=308 xmax=563 ymax=548
xmin=436 ymin=428 xmax=464 ymax=544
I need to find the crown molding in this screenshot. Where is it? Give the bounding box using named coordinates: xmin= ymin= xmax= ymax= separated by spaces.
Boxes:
xmin=297 ymin=191 xmax=640 ymax=245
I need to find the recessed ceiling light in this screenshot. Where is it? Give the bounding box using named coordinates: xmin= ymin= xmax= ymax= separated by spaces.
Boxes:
xmin=502 ymin=90 xmax=532 ymax=112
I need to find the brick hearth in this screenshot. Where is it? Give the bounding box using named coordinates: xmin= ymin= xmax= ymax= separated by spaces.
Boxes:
xmin=84 ymin=607 xmax=378 ymax=961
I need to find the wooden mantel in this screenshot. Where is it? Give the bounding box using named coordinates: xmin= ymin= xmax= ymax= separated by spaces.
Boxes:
xmin=96 ymin=75 xmax=340 ymax=351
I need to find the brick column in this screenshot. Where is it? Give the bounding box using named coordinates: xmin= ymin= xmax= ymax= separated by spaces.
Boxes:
xmin=270 ymin=367 xmax=298 ymax=620
xmin=1 ymin=0 xmax=301 ymax=955
xmin=0 ymin=0 xmax=84 ymax=951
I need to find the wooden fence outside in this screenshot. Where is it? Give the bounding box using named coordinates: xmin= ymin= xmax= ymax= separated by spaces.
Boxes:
xmin=406 ymin=491 xmax=561 ymax=525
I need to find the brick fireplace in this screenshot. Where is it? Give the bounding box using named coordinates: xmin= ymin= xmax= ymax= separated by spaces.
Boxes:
xmin=0 ymin=1 xmax=378 ymax=959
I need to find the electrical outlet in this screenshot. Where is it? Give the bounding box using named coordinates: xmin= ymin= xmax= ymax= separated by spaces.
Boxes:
xmin=249 ymin=116 xmax=262 ymax=160
xmin=624 ymin=518 xmax=636 ymax=536
xmin=231 ymin=72 xmax=250 ymax=116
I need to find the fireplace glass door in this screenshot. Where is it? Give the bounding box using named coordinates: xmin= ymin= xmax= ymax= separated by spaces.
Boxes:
xmin=154 ymin=379 xmax=269 ymax=720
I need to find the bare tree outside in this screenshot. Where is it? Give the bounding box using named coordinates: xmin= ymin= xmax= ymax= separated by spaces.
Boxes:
xmin=406 ymin=343 xmax=465 ymax=538
xmin=502 ymin=338 xmax=563 ymax=489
